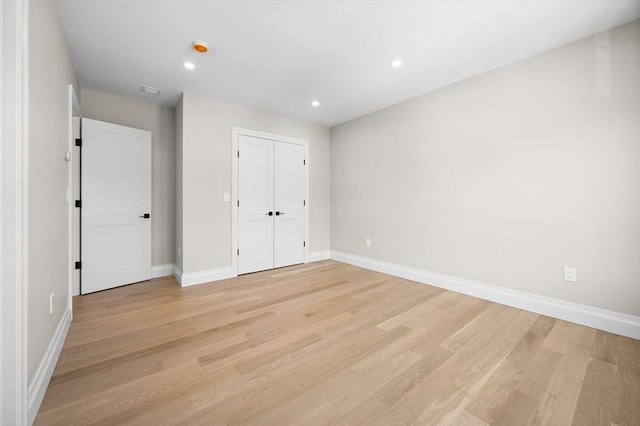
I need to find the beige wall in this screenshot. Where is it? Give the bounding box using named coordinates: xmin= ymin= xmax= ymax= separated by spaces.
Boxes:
xmin=178 ymin=92 xmax=331 ymax=273
xmin=27 ymin=0 xmax=80 ymax=381
xmin=331 ymin=20 xmax=640 ymax=316
xmin=80 ymin=89 xmax=176 ymax=266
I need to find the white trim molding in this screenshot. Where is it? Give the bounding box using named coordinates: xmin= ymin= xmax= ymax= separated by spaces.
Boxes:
xmin=307 ymin=250 xmax=330 ymax=263
xmin=27 ymin=307 xmax=71 ymax=425
xmin=172 ymin=265 xmax=183 ymax=284
xmin=151 ymin=263 xmax=175 ymax=279
xmin=331 ymin=251 xmax=640 ymax=340
xmin=67 ymin=85 xmax=80 ymax=303
xmin=174 ymin=265 xmax=235 ymax=287
xmin=1 ymin=0 xmax=29 ymax=423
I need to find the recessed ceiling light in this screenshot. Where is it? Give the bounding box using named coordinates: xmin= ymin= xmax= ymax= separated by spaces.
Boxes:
xmin=391 ymin=59 xmax=403 ymax=68
xmin=192 ymin=41 xmax=209 ymax=54
xmin=311 ymin=100 xmax=320 ymax=107
xmin=141 ymin=85 xmax=161 ymax=95
xmin=184 ymin=62 xmax=195 ymax=70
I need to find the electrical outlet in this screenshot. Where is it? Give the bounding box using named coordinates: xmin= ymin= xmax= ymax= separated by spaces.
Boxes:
xmin=49 ymin=292 xmax=55 ymax=315
xmin=564 ymin=266 xmax=576 ymax=282
xmin=365 ymin=238 xmax=371 ymax=247
xmin=223 ymin=192 xmax=230 ymax=202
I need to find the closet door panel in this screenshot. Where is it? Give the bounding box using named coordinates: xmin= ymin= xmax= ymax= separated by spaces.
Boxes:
xmin=274 ymin=142 xmax=305 ymax=268
xmin=237 ymin=135 xmax=274 ymax=274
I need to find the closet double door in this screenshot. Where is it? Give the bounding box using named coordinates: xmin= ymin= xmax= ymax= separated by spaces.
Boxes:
xmin=237 ymin=135 xmax=306 ymax=274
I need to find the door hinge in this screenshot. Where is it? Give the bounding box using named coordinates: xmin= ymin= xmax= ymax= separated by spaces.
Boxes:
xmin=237 ymin=151 xmax=240 ymax=158
xmin=75 ymin=199 xmax=82 ymax=208
xmin=75 ymin=138 xmax=82 ymax=147
xmin=303 ymin=241 xmax=306 ymax=247
xmin=303 ymin=159 xmax=306 ymax=165
xmin=303 ymin=200 xmax=306 ymax=206
xmin=75 ymin=261 xmax=82 ymax=270
xmin=237 ymin=200 xmax=240 ymax=207
xmin=237 ymin=249 xmax=240 ymax=256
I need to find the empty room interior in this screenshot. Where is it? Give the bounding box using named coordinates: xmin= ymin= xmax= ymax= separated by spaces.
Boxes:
xmin=2 ymin=0 xmax=640 ymax=425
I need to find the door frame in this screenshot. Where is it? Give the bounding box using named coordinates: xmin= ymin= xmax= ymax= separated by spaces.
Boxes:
xmin=67 ymin=85 xmax=80 ymax=298
xmin=231 ymin=127 xmax=309 ymax=276
xmin=1 ymin=0 xmax=29 ymax=423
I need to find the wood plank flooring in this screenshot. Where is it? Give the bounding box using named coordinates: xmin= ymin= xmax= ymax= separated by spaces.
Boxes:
xmin=35 ymin=260 xmax=640 ymax=425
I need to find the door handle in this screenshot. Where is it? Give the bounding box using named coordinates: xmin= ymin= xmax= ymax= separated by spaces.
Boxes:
xmin=139 ymin=213 xmax=150 ymax=219
xmin=266 ymin=211 xmax=273 ymax=216
xmin=276 ymin=211 xmax=285 ymax=216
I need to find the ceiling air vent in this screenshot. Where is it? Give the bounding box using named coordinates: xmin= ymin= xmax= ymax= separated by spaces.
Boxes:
xmin=141 ymin=85 xmax=161 ymax=95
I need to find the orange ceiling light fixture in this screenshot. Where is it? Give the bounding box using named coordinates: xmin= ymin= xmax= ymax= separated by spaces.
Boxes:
xmin=192 ymin=41 xmax=209 ymax=54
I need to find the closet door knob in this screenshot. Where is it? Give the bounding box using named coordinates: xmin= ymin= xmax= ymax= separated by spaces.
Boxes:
xmin=275 ymin=211 xmax=285 ymax=216
xmin=266 ymin=211 xmax=273 ymax=216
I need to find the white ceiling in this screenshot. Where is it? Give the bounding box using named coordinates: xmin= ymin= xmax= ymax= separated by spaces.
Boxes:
xmin=57 ymin=0 xmax=640 ymax=127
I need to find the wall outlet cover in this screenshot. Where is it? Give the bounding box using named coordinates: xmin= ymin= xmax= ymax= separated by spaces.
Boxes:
xmin=564 ymin=266 xmax=577 ymax=282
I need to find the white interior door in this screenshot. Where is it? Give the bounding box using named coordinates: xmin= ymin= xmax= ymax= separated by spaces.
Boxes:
xmin=274 ymin=142 xmax=305 ymax=268
xmin=81 ymin=118 xmax=152 ymax=294
xmin=237 ymin=134 xmax=306 ymax=274
xmin=238 ymin=135 xmax=274 ymax=274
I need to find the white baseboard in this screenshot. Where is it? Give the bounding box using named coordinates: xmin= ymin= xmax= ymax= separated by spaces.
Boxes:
xmin=174 ymin=265 xmax=235 ymax=287
xmin=173 ymin=265 xmax=183 ymax=284
xmin=330 ymin=251 xmax=640 ymax=340
xmin=151 ymin=263 xmax=175 ymax=278
xmin=307 ymin=250 xmax=330 ymax=263
xmin=27 ymin=306 xmax=72 ymax=425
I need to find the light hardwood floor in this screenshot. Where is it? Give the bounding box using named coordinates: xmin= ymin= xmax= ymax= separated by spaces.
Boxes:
xmin=36 ymin=260 xmax=639 ymax=425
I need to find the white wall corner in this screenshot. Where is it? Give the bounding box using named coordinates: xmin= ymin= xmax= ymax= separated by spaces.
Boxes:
xmin=151 ymin=263 xmax=175 ymax=279
xmin=330 ymin=251 xmax=640 ymax=340
xmin=308 ymin=250 xmax=330 ymax=263
xmin=179 ymin=266 xmax=236 ymax=287
xmin=27 ymin=307 xmax=72 ymax=425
